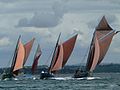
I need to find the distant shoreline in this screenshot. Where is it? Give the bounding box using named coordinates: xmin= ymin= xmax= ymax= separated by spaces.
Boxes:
xmin=1 ymin=63 xmax=120 ymax=74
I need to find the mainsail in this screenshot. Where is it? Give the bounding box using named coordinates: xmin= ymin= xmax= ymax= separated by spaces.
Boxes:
xmin=49 ymin=34 xmax=78 ymax=72
xmin=31 ymin=44 xmax=42 ymax=74
xmin=9 ymin=35 xmax=25 ymax=75
xmin=23 ymin=38 xmax=35 ymax=65
xmin=13 ymin=40 xmax=25 ymax=72
xmin=86 ymin=16 xmax=116 ymax=72
xmin=10 ymin=35 xmax=21 ymax=73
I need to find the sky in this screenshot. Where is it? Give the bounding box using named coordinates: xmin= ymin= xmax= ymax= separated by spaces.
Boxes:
xmin=0 ymin=0 xmax=120 ymax=68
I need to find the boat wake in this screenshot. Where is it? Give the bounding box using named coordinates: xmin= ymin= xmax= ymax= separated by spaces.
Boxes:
xmin=50 ymin=76 xmax=101 ymax=80
xmin=74 ymin=77 xmax=101 ymax=80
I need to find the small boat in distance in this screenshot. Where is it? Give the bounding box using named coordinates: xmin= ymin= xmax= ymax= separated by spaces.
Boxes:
xmin=31 ymin=44 xmax=42 ymax=74
xmin=74 ymin=16 xmax=120 ymax=78
xmin=40 ymin=33 xmax=78 ymax=79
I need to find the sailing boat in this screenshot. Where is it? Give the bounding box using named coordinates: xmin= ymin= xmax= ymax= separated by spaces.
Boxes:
xmin=1 ymin=35 xmax=25 ymax=80
xmin=31 ymin=44 xmax=42 ymax=74
xmin=40 ymin=33 xmax=78 ymax=79
xmin=12 ymin=38 xmax=35 ymax=76
xmin=74 ymin=16 xmax=119 ymax=78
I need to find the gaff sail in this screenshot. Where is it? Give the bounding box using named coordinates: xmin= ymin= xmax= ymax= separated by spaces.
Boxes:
xmin=23 ymin=38 xmax=35 ymax=65
xmin=31 ymin=44 xmax=42 ymax=74
xmin=62 ymin=34 xmax=78 ymax=67
xmin=86 ymin=16 xmax=116 ymax=72
xmin=13 ymin=40 xmax=25 ymax=72
xmin=49 ymin=34 xmax=78 ymax=72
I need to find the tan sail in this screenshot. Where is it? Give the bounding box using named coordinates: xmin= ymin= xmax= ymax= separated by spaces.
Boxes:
xmin=23 ymin=38 xmax=35 ymax=65
xmin=48 ymin=33 xmax=61 ymax=72
xmin=50 ymin=44 xmax=64 ymax=72
xmin=13 ymin=40 xmax=25 ymax=72
xmin=62 ymin=34 xmax=78 ymax=67
xmin=86 ymin=16 xmax=115 ymax=72
xmin=89 ymin=36 xmax=100 ymax=71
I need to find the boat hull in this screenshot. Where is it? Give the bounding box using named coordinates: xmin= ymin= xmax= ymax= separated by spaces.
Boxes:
xmin=73 ymin=71 xmax=91 ymax=78
xmin=40 ymin=71 xmax=54 ymax=79
xmin=1 ymin=73 xmax=15 ymax=80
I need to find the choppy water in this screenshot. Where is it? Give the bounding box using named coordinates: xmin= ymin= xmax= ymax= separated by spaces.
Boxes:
xmin=0 ymin=73 xmax=120 ymax=90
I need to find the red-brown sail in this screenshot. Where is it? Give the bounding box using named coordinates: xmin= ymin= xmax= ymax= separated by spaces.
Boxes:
xmin=49 ymin=34 xmax=77 ymax=73
xmin=62 ymin=34 xmax=78 ymax=67
xmin=86 ymin=16 xmax=116 ymax=72
xmin=23 ymin=38 xmax=35 ymax=65
xmin=31 ymin=44 xmax=42 ymax=74
xmin=13 ymin=40 xmax=25 ymax=72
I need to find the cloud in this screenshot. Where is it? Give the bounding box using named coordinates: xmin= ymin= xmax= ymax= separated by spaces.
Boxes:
xmin=16 ymin=1 xmax=66 ymax=28
xmin=0 ymin=37 xmax=11 ymax=46
xmin=17 ymin=12 xmax=61 ymax=28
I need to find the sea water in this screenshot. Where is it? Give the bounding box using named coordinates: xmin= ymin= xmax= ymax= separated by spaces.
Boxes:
xmin=0 ymin=73 xmax=120 ymax=90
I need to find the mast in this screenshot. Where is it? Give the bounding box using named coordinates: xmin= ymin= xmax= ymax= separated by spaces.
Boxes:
xmin=85 ymin=32 xmax=95 ymax=71
xmin=10 ymin=35 xmax=21 ymax=73
xmin=48 ymin=33 xmax=61 ymax=72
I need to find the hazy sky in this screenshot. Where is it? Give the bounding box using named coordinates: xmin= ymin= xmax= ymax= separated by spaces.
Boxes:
xmin=0 ymin=0 xmax=120 ymax=68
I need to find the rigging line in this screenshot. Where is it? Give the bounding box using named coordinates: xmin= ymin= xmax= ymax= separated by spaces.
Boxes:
xmin=99 ymin=30 xmax=115 ymax=41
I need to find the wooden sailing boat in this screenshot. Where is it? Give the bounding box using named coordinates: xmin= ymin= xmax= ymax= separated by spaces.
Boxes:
xmin=31 ymin=44 xmax=42 ymax=74
xmin=1 ymin=35 xmax=26 ymax=80
xmin=40 ymin=33 xmax=78 ymax=79
xmin=74 ymin=16 xmax=119 ymax=78
xmin=12 ymin=38 xmax=35 ymax=76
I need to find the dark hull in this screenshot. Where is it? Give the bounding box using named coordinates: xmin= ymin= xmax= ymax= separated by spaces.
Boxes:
xmin=40 ymin=72 xmax=54 ymax=79
xmin=73 ymin=71 xmax=91 ymax=78
xmin=1 ymin=73 xmax=15 ymax=80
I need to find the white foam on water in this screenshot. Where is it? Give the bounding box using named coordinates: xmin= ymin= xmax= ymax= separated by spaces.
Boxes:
xmin=74 ymin=77 xmax=101 ymax=80
xmin=2 ymin=77 xmax=18 ymax=81
xmin=50 ymin=76 xmax=101 ymax=80
xmin=50 ymin=77 xmax=73 ymax=80
xmin=13 ymin=78 xmax=18 ymax=80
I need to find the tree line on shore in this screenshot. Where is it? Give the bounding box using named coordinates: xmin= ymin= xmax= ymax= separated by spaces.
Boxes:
xmin=0 ymin=63 xmax=120 ymax=74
